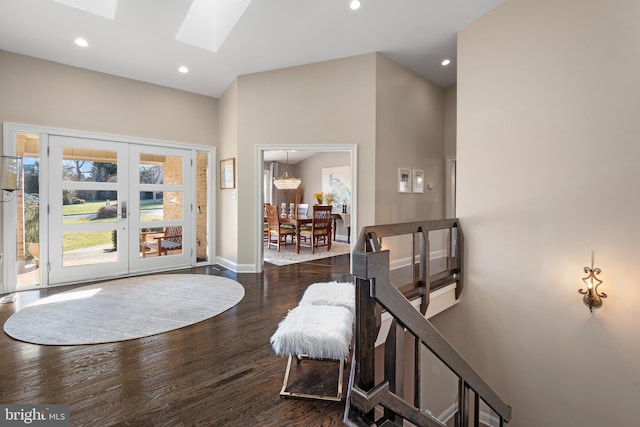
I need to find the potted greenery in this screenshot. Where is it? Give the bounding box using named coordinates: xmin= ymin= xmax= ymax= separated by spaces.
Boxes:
xmin=24 ymin=199 xmax=40 ymax=266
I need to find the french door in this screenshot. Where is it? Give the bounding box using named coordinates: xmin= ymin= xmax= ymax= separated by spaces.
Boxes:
xmin=48 ymin=135 xmax=193 ymax=285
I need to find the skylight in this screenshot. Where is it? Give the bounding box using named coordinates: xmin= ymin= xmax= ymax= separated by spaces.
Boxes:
xmin=175 ymin=0 xmax=252 ymax=53
xmin=51 ymin=0 xmax=118 ymax=19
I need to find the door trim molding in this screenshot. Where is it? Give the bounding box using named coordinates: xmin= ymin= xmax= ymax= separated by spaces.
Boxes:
xmin=4 ymin=122 xmax=213 ymax=152
xmin=254 ymin=144 xmax=357 ymax=273
xmin=3 ymin=121 xmax=214 ymax=293
xmin=445 ymin=156 xmax=456 ymax=218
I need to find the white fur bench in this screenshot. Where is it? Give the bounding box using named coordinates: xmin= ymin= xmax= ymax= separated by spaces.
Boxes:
xmin=270 ymin=281 xmax=355 ymax=401
xmin=299 ymin=281 xmax=356 ymax=315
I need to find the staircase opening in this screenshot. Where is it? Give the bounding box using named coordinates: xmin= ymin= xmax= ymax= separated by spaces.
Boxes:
xmin=345 ymin=219 xmax=511 ymax=427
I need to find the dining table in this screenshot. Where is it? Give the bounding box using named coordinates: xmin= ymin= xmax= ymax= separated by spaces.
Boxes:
xmin=279 ymin=215 xmax=314 ymax=253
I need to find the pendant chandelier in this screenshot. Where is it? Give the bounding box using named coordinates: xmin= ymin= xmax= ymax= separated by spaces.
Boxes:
xmin=273 ymin=152 xmax=301 ymax=190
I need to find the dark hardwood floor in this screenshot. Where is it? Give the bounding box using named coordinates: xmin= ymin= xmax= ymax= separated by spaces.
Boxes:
xmin=0 ymin=255 xmax=353 ymax=426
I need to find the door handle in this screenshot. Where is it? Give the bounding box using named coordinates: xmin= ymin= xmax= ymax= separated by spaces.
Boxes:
xmin=121 ymin=200 xmax=127 ymax=219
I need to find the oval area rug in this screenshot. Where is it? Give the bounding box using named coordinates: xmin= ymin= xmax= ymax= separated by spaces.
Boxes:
xmin=3 ymin=274 xmax=245 ymax=346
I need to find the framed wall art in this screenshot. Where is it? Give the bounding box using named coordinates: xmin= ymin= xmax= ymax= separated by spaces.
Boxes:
xmin=413 ymin=169 xmax=424 ymax=193
xmin=322 ymin=165 xmax=351 ymax=207
xmin=220 ymin=158 xmax=236 ymax=189
xmin=398 ymin=168 xmax=411 ymax=193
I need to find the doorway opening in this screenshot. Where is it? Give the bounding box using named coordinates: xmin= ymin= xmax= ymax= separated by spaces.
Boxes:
xmin=256 ymin=144 xmax=357 ymax=272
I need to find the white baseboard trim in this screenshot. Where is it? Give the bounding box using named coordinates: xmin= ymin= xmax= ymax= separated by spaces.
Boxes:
xmin=335 ymin=233 xmax=349 ymax=243
xmin=389 ymin=250 xmax=448 ymax=271
xmin=217 ymin=248 xmax=448 ymax=277
xmin=215 ymin=257 xmax=258 ymax=273
xmin=374 ymin=283 xmax=458 ymax=347
xmin=480 ymin=410 xmax=501 ymax=427
xmin=437 ymin=402 xmax=500 ymax=427
xmin=235 ymin=263 xmax=259 ymax=273
xmin=215 ymin=256 xmax=237 ymax=272
xmin=438 ymin=402 xmax=458 ymax=423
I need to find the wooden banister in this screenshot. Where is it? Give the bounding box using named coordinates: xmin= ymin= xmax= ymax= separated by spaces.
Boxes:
xmin=346 ymin=219 xmax=511 ymax=427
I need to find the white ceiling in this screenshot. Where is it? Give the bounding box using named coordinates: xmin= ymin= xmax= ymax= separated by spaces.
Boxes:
xmin=0 ymin=0 xmax=505 ymax=98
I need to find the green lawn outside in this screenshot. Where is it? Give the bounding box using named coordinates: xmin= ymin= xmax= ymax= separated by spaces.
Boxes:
xmin=63 ymin=215 xmax=161 ymax=225
xmin=63 ymin=230 xmax=113 ymax=252
xmin=62 ymin=200 xmax=164 ymax=251
xmin=62 ymin=200 xmax=163 ymax=215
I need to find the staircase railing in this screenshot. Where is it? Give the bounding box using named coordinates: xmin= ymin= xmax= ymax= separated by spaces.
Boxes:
xmin=345 ymin=219 xmax=512 ymax=427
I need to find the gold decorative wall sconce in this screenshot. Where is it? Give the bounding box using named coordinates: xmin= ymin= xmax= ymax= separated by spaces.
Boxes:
xmin=578 ymin=253 xmax=607 ymax=312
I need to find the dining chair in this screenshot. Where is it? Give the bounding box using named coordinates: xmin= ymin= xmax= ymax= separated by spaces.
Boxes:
xmin=263 ymin=203 xmax=271 ymax=243
xmin=280 ymin=203 xmax=310 ymax=238
xmin=140 ymin=226 xmax=182 ymax=257
xmin=299 ymin=205 xmax=332 ymax=253
xmin=290 ymin=203 xmax=310 ymax=242
xmin=266 ymin=204 xmax=295 ymax=251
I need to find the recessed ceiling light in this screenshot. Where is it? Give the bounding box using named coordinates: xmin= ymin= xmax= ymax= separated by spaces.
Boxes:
xmin=74 ymin=38 xmax=89 ymax=47
xmin=178 ymin=66 xmax=189 ymax=74
xmin=350 ymin=0 xmax=361 ymax=10
xmin=441 ymin=58 xmax=452 ymax=66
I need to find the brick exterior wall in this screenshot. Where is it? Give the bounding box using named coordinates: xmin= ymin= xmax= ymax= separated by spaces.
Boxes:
xmin=162 ymin=155 xmax=183 ymax=221
xmin=163 ymin=152 xmax=209 ymax=261
xmin=195 ymin=152 xmax=208 ymax=262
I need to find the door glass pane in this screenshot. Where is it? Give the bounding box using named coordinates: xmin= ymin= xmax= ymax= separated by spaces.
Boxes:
xmin=62 ymin=148 xmax=118 ymax=182
xmin=139 ymin=226 xmax=183 ymax=258
xmin=139 ymin=154 xmax=183 ymax=185
xmin=17 ymin=133 xmax=41 ymax=289
xmin=139 ymin=192 xmax=162 ymax=221
xmin=62 ymin=192 xmax=118 ymax=224
xmin=47 ymin=136 xmax=131 ymax=285
xmin=62 ymin=231 xmax=118 ymax=267
xmin=139 ymin=191 xmax=183 ymax=221
xmin=196 ymin=151 xmax=209 ymax=262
